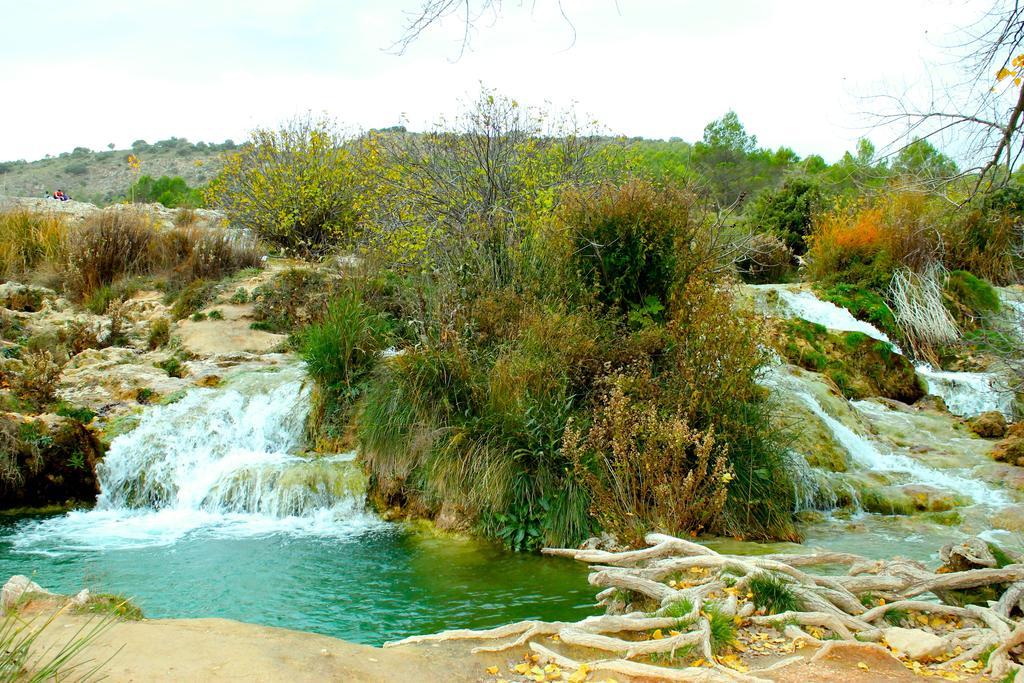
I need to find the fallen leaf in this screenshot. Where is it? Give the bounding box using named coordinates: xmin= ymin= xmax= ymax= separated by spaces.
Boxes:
xmin=486 ymin=665 xmax=499 ymax=675
xmin=857 ymin=662 xmax=869 ymax=671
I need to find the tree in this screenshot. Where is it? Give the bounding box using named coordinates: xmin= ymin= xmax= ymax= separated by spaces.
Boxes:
xmin=691 ymin=112 xmax=790 ymax=205
xmin=892 ymin=138 xmax=959 ymax=179
xmin=746 ymin=178 xmax=825 ymax=255
xmin=877 ymin=2 xmax=1024 ymax=195
xmin=390 ymin=0 xmax=576 ymax=57
xmin=205 ymin=114 xmax=359 ymax=257
xmin=701 ymin=111 xmax=757 ymax=154
xmin=357 ymin=88 xmax=620 ymax=283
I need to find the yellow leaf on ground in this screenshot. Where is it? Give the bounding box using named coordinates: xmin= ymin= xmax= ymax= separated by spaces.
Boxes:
xmin=857 ymin=662 xmax=869 ymax=671
xmin=486 ymin=665 xmax=499 ymax=675
xmin=651 ymin=629 xmax=664 ymax=640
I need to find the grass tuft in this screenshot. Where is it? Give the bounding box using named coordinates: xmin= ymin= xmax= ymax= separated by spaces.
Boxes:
xmin=749 ymin=573 xmax=802 ymax=614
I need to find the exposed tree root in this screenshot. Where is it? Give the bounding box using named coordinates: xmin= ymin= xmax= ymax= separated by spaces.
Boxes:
xmin=387 ymin=533 xmax=1024 ymax=680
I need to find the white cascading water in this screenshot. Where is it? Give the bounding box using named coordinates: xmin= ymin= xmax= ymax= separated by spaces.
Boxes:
xmin=753 ymin=285 xmax=901 ymax=351
xmin=13 ymin=364 xmax=379 ymax=553
xmin=913 ymin=366 xmax=1013 ymax=418
xmin=755 ymin=284 xmax=1014 ymax=419
xmin=793 ymin=389 xmax=1007 ymax=506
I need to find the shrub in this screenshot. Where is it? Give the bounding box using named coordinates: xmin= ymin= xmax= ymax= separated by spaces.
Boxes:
xmin=664 ymin=283 xmax=798 ymax=539
xmin=67 ymin=209 xmax=153 ymax=298
xmin=174 ymin=229 xmax=264 ymax=283
xmin=746 ymin=177 xmax=824 ymax=254
xmin=58 ymin=320 xmax=104 ymax=355
xmin=170 ymin=279 xmax=214 ymax=320
xmin=9 ymin=350 xmax=64 ymax=409
xmin=251 ymin=268 xmax=328 ymax=332
xmin=562 ymin=180 xmax=699 ymax=311
xmin=563 ymin=369 xmax=733 ymax=546
xmin=804 ymin=201 xmax=892 ymax=288
xmin=804 ymin=191 xmax=943 ymax=290
xmin=128 ymin=175 xmax=202 ymax=208
xmin=205 ymin=114 xmax=359 ymax=257
xmin=301 ymin=292 xmax=389 ymax=400
xmin=174 ymin=207 xmax=199 ymax=227
xmin=942 ymin=185 xmax=1024 ymax=285
xmin=736 ymin=232 xmax=793 ymax=283
xmin=147 ymin=318 xmax=171 ymax=349
xmin=0 ymin=209 xmax=67 ymax=280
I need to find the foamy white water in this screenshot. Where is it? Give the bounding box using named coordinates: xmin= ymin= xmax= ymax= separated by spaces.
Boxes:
xmin=794 ymin=390 xmax=1006 ymax=505
xmin=14 ymin=364 xmax=383 ymax=553
xmin=915 ymin=365 xmax=1014 ymax=418
xmin=754 ymin=285 xmax=900 ymax=351
xmin=755 ymin=284 xmax=1015 ymax=419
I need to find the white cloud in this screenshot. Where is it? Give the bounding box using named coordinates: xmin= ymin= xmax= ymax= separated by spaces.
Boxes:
xmin=0 ymin=0 xmax=983 ymax=162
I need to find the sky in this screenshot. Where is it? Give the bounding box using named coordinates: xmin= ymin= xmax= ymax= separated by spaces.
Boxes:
xmin=0 ymin=0 xmax=988 ymax=163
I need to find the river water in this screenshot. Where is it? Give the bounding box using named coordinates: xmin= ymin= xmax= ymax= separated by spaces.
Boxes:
xmin=1 ymin=286 xmax=1021 ymax=642
xmin=0 ymin=365 xmax=593 ymax=644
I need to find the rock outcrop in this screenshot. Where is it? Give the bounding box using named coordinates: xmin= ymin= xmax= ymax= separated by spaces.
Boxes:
xmin=0 ymin=411 xmax=102 ymax=507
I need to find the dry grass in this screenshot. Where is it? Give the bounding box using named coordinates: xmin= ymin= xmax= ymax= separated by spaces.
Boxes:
xmin=0 ymin=209 xmax=67 ymax=280
xmin=66 ymin=209 xmax=154 ymax=298
xmin=2 ymin=207 xmax=265 ymax=300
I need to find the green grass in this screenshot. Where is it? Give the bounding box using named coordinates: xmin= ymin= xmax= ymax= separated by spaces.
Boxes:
xmin=147 ymin=318 xmax=170 ymax=350
xmin=74 ymin=593 xmax=143 ymax=621
xmin=170 ymin=279 xmax=213 ymax=320
xmin=987 ymin=542 xmax=1015 ymax=568
xmin=748 ymin=573 xmax=802 ymax=614
xmin=154 ymin=356 xmax=186 ymax=378
xmin=661 ymin=597 xmax=695 ymax=628
xmin=703 ymin=602 xmax=737 ymax=654
xmin=819 ymin=283 xmax=900 ymax=341
xmin=946 ymin=270 xmax=1001 ymax=317
xmin=52 ymin=401 xmax=96 ymax=424
xmin=883 ymin=608 xmax=909 ymax=626
xmin=1 ymin=606 xmax=116 ymax=682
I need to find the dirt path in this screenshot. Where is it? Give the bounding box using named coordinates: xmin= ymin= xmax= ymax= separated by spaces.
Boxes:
xmin=33 ymin=615 xmax=507 ymax=682
xmin=27 ymin=615 xmax=975 ymax=683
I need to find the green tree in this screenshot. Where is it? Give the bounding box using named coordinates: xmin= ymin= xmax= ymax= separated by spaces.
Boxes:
xmin=746 ymin=178 xmax=824 ymax=254
xmin=892 ymin=137 xmax=958 ymax=180
xmin=205 ymin=114 xmax=360 ymax=258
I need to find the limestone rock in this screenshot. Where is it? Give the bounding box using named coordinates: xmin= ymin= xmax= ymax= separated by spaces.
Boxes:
xmin=0 ymin=282 xmax=56 ymax=312
xmin=882 ymin=627 xmax=947 ymax=661
xmin=970 ymin=411 xmax=1007 ymax=438
xmin=994 ymin=426 xmax=1024 ymax=467
xmin=1 ymin=575 xmax=52 ymax=611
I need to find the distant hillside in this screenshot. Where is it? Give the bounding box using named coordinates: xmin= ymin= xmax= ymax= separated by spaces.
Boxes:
xmin=0 ymin=138 xmax=232 ymax=205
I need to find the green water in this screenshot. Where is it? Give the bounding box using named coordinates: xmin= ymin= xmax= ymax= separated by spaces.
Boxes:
xmin=0 ymin=516 xmax=595 ymax=645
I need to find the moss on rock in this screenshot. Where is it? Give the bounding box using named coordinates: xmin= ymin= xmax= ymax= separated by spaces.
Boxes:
xmin=0 ymin=411 xmax=102 ymax=509
xmin=775 ymin=319 xmax=924 ymax=403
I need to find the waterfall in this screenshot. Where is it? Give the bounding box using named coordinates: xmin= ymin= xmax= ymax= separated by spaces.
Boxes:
xmin=793 ymin=390 xmax=1006 ymax=505
xmin=12 ymin=364 xmax=379 ymax=553
xmin=914 ymin=365 xmax=1014 ymax=418
xmin=753 ymin=283 xmax=1014 ymax=418
xmin=753 ymin=285 xmax=900 ymax=351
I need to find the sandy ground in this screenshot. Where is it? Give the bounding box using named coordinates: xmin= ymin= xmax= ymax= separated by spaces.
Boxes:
xmin=23 ymin=614 xmax=983 ymax=683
